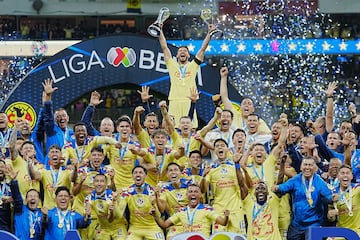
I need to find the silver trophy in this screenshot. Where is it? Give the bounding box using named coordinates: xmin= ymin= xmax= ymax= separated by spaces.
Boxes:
xmin=200 ymin=8 xmax=223 ymax=39
xmin=147 ymin=7 xmax=170 ymax=37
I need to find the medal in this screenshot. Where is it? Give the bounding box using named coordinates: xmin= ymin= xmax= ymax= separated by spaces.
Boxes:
xmin=307 ymin=198 xmax=313 ymax=207
xmin=30 ymin=227 xmax=35 ymax=238
xmin=58 ymin=223 xmax=63 ymax=228
xmin=349 ymin=210 xmax=353 ymax=217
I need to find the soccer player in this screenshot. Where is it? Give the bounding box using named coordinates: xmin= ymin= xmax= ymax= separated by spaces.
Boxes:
xmin=42 ymin=186 xmax=91 ymax=240
xmin=72 ymin=146 xmax=115 ymax=240
xmin=62 ymin=121 xmax=119 ymax=166
xmin=158 ymin=20 xmax=216 ymax=128
xmin=343 ymin=131 xmax=360 ymax=183
xmin=133 ymin=106 xmax=159 ymax=148
xmin=327 ymin=165 xmax=360 ymax=235
xmin=121 ymin=166 xmax=164 ymax=240
xmin=27 ymin=144 xmax=77 ymax=208
xmin=273 ymin=157 xmax=334 ymax=240
xmin=200 ymin=138 xmax=247 ymax=234
xmin=150 ymin=183 xmax=229 ymax=238
xmin=154 ymin=162 xmax=190 ymax=239
xmin=219 ymin=66 xmax=270 ymax=134
xmin=85 ymin=174 xmax=128 ymax=240
xmin=130 ymin=129 xmax=185 ymax=186
xmin=108 ymin=116 xmax=141 ymax=190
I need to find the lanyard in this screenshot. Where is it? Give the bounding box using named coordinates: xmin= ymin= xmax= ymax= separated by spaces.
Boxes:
xmin=182 ymin=135 xmax=191 ymax=156
xmin=29 ymin=210 xmax=39 ymax=229
xmin=179 ymin=63 xmax=188 ymax=78
xmin=0 ymin=181 xmax=7 ymax=198
xmin=339 ymin=186 xmax=353 ymax=216
xmin=50 ymin=167 xmax=62 ymax=188
xmin=252 ymin=164 xmax=265 ymax=181
xmin=186 ymin=204 xmax=199 ymax=226
xmin=155 ymin=151 xmax=165 ymax=173
xmin=119 ymin=139 xmax=130 ymax=160
xmin=0 ymin=130 xmax=10 ymax=147
xmin=57 ymin=209 xmax=71 ymax=231
xmin=62 ymin=128 xmax=69 ymax=145
xmin=302 ymin=175 xmax=314 ymax=207
xmin=329 ymin=178 xmax=339 ymax=192
xmin=75 ymin=144 xmax=85 ymax=163
xmin=252 ymin=202 xmax=268 ymax=223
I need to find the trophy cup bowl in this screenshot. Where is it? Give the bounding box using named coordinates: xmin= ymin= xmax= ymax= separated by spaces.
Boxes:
xmin=200 ymin=8 xmax=223 ymax=39
xmin=147 ymin=7 xmax=170 ymax=37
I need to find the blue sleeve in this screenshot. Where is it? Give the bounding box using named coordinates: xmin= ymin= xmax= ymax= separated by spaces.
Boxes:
xmin=33 ymin=107 xmax=45 ymax=142
xmin=80 ymin=105 xmax=99 ymax=136
xmin=188 ymin=102 xmax=196 ymax=121
xmin=141 ymin=101 xmax=151 ymax=116
xmin=315 ymin=134 xmax=334 ymax=161
xmin=10 ymin=180 xmax=23 ymax=214
xmin=287 ymin=144 xmax=302 ymax=173
xmin=75 ymin=213 xmax=91 ymax=229
xmin=277 ymin=176 xmax=296 ymax=195
xmin=43 ymin=101 xmax=56 ymax=137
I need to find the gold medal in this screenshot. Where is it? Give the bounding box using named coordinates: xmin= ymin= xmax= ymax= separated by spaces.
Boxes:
xmin=30 ymin=227 xmax=35 ymax=238
xmin=58 ymin=223 xmax=63 ymax=228
xmin=349 ymin=211 xmax=353 ymax=217
xmin=307 ymin=198 xmax=313 ymax=206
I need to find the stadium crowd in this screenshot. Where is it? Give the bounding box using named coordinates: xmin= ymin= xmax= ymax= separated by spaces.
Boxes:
xmin=0 ymin=18 xmax=360 ymax=240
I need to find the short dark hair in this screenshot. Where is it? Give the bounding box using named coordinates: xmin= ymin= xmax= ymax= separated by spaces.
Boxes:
xmin=189 ymin=150 xmax=202 ymax=158
xmin=26 ymin=189 xmax=40 ymax=198
xmin=94 ymin=173 xmax=107 ymax=181
xmin=214 ymin=138 xmax=228 ymax=147
xmin=292 ymin=123 xmax=306 ymax=136
xmin=91 ymin=146 xmax=104 ymax=154
xmin=132 ymin=165 xmax=147 ymax=174
xmin=116 ymin=115 xmax=132 ymax=128
xmin=166 ymin=162 xmax=181 ymax=171
xmin=232 ymin=128 xmax=246 ymax=139
xmin=55 ymin=186 xmax=71 ymax=196
xmin=20 ymin=141 xmax=35 ymax=150
xmin=339 ymin=164 xmax=352 ymax=171
xmin=222 ymin=109 xmax=234 ymax=119
xmin=73 ymin=121 xmax=86 ymax=130
xmin=49 ymin=144 xmax=61 ymax=151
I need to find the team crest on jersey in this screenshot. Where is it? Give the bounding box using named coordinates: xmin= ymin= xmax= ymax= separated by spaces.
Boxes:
xmin=175 ymin=192 xmax=183 ymax=200
xmin=137 ymin=197 xmax=144 ymax=207
xmin=97 ymin=202 xmax=104 ymax=211
xmin=220 ymin=167 xmax=228 ymax=177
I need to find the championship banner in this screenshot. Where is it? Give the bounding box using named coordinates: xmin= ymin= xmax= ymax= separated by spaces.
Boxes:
xmin=1 ymin=35 xmax=242 ymax=124
xmin=127 ymin=0 xmax=141 ymax=13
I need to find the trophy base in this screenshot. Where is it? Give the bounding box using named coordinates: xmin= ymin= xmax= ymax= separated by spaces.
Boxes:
xmin=147 ymin=24 xmax=161 ymax=38
xmin=209 ymin=29 xmax=223 ymax=39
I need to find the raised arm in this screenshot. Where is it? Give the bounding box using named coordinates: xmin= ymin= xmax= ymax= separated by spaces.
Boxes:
xmin=233 ymin=153 xmax=249 ymax=200
xmin=219 ymin=66 xmax=233 ymax=110
xmin=27 ymin=159 xmax=42 ymax=181
xmin=195 ymin=24 xmax=216 ymax=62
xmin=42 ymin=79 xmax=58 ymax=136
xmin=343 ymin=132 xmax=352 ymax=167
xmin=325 ymin=82 xmax=337 ymax=133
xmin=81 ymin=91 xmax=103 ymax=136
xmin=215 ymin=210 xmax=230 ymax=226
xmin=133 ymin=106 xmax=145 ymax=136
xmin=198 ymin=107 xmax=222 ymax=137
xmin=137 ymin=86 xmax=153 ymax=115
xmin=159 ymin=26 xmax=172 ymax=62
xmin=159 ymin=100 xmax=175 ymax=135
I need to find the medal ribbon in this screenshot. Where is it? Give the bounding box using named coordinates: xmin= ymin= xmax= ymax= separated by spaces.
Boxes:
xmin=252 ymin=202 xmax=268 ymax=223
xmin=186 ymin=204 xmax=199 ymax=226
xmin=302 ymin=175 xmax=314 ymax=206
xmin=50 ymin=167 xmax=62 ymax=188
xmin=339 ymin=186 xmax=353 ymax=215
xmin=179 ymin=63 xmax=188 ymax=78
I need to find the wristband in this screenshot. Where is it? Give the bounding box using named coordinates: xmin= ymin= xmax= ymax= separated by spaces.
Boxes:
xmin=235 ymin=163 xmax=241 ymax=170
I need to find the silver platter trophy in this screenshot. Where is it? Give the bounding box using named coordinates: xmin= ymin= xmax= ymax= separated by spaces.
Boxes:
xmin=200 ymin=8 xmax=223 ymax=39
xmin=147 ymin=7 xmax=170 ymax=37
